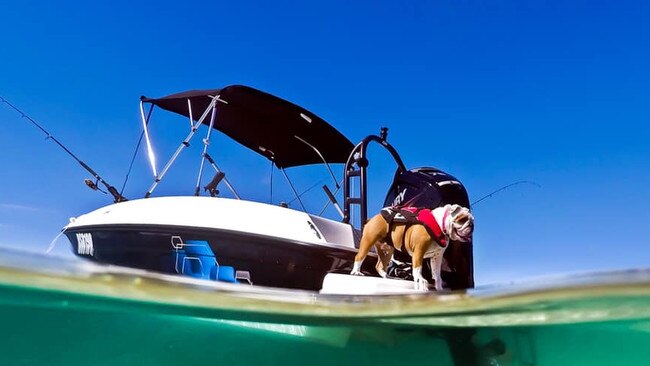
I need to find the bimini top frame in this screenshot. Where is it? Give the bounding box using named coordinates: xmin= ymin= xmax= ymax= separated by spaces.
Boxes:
xmin=138 ymin=85 xmax=355 ymax=201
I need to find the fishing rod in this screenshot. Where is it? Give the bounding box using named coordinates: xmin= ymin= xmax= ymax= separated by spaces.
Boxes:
xmin=1 ymin=96 xmax=127 ymax=203
xmin=286 ymin=177 xmax=330 ymax=205
xmin=470 ymin=180 xmax=540 ymax=207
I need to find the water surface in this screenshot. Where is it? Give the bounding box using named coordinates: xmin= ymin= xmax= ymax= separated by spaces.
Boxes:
xmin=1 ymin=250 xmax=648 ymax=365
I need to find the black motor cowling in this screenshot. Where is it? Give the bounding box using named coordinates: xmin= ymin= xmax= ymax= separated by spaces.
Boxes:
xmin=383 ymin=167 xmax=470 ymax=208
xmin=383 ymin=167 xmax=474 ymax=289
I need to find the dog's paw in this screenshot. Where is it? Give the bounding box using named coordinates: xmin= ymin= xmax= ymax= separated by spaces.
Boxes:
xmin=375 ymin=260 xmax=388 ymax=278
xmin=433 ymin=277 xmax=446 ymax=291
xmin=350 ymin=261 xmax=365 ymax=276
xmin=414 ymin=278 xmax=430 ymax=291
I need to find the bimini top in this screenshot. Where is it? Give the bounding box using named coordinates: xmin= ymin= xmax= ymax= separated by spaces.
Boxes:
xmin=141 ymin=85 xmax=354 ymax=168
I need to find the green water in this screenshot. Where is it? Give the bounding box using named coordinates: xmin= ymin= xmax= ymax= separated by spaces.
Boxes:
xmin=1 ymin=251 xmax=649 ymax=365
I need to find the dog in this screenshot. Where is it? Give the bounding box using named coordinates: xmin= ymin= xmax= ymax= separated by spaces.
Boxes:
xmin=350 ymin=204 xmax=474 ymax=291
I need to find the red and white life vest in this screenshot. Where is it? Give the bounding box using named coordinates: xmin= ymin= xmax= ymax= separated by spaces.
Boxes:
xmin=380 ymin=206 xmax=448 ymax=249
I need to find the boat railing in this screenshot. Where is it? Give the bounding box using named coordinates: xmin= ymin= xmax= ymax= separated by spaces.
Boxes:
xmin=343 ymin=128 xmax=406 ymax=229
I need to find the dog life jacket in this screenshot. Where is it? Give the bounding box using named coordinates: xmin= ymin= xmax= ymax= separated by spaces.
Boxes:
xmin=380 ymin=206 xmax=448 ymax=253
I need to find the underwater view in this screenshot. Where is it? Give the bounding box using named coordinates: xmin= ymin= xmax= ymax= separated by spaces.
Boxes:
xmin=1 ymin=249 xmax=649 ymax=366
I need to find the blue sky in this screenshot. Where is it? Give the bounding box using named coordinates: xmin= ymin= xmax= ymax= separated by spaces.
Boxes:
xmin=0 ymin=1 xmax=648 ymax=285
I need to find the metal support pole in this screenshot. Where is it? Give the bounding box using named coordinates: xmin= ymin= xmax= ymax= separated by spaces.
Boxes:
xmin=140 ymin=101 xmax=157 ymax=177
xmin=145 ymin=96 xmax=218 ymax=197
xmin=294 ymin=135 xmax=340 ymax=189
xmin=187 ymin=99 xmax=194 ymax=129
xmin=281 ymin=168 xmax=307 ymax=212
xmin=359 ymin=145 xmax=368 ymax=226
xmin=194 ymin=102 xmax=217 ymax=196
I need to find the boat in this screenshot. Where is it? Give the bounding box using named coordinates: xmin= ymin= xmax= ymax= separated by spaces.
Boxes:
xmin=63 ymin=85 xmax=474 ymax=291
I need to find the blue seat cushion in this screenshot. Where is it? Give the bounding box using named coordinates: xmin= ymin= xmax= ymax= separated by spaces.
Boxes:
xmin=184 ymin=240 xmax=215 ymax=256
xmin=217 ymin=266 xmax=237 ymax=283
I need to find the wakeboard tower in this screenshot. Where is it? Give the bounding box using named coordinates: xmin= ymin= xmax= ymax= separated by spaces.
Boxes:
xmin=54 ymin=85 xmax=473 ymax=291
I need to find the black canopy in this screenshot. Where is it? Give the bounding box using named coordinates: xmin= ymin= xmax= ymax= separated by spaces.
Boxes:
xmin=141 ymin=85 xmax=353 ymax=168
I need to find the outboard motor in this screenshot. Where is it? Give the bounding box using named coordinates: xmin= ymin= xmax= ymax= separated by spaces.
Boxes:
xmin=383 ymin=167 xmax=474 ymax=290
xmin=384 ymin=167 xmax=470 ymax=209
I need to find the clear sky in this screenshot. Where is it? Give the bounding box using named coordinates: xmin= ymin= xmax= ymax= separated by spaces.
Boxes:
xmin=0 ymin=1 xmax=648 ymax=285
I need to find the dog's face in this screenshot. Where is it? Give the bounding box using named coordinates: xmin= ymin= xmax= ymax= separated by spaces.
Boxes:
xmin=447 ymin=205 xmax=474 ymax=242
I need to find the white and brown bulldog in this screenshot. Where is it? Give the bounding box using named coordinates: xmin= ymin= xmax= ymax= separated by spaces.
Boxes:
xmin=350 ymin=204 xmax=474 ymax=291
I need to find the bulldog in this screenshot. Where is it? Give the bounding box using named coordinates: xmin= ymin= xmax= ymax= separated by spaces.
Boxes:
xmin=350 ymin=204 xmax=474 ymax=291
